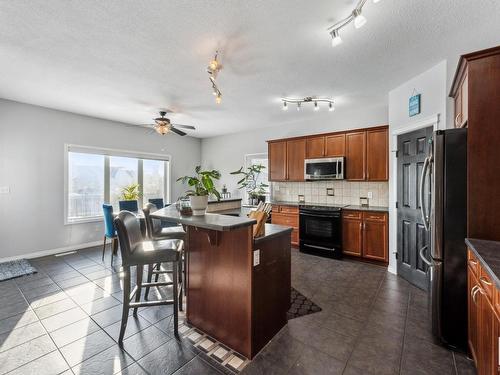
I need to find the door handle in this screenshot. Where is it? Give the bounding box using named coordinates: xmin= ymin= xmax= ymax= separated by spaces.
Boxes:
xmin=419 ymin=245 xmax=432 ymax=267
xmin=419 ymin=156 xmax=431 ymax=231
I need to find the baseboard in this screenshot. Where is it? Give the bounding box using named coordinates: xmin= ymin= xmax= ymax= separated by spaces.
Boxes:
xmin=0 ymin=240 xmax=103 ymax=263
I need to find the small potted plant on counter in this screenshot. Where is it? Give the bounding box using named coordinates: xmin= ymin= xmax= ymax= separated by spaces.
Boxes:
xmin=230 ymin=164 xmax=268 ymax=206
xmin=177 ymin=166 xmax=221 ymax=216
xmin=118 ymin=183 xmax=141 ymax=211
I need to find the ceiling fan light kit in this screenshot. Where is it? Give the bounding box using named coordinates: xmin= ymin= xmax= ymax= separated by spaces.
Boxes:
xmin=281 ymin=97 xmax=335 ymax=112
xmin=327 ymin=0 xmax=381 ymax=47
xmin=140 ymin=111 xmax=195 ymax=137
xmin=207 ymin=51 xmax=223 ymax=104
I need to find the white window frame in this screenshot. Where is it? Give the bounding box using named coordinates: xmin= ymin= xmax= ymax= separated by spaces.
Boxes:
xmin=243 ymin=152 xmax=269 ymax=203
xmin=64 ymin=144 xmax=171 ymax=225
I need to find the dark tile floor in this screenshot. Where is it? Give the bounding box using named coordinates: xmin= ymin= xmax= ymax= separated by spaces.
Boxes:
xmin=0 ymin=246 xmax=475 ymax=375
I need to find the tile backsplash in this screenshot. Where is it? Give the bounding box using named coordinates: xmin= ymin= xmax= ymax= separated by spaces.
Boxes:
xmin=271 ymin=181 xmax=389 ymax=207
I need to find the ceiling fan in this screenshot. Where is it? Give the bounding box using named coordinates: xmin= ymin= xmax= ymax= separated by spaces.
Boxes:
xmin=141 ymin=111 xmax=196 ymax=136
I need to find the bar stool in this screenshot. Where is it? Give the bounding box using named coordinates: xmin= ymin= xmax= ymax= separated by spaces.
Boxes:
xmin=113 ymin=211 xmax=181 ymax=344
xmin=143 ymin=203 xmax=186 ymax=306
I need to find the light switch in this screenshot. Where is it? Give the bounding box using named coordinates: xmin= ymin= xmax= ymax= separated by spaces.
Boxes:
xmin=253 ymin=249 xmax=260 ymax=266
xmin=0 ymin=186 xmax=10 ymax=194
xmin=367 ymin=191 xmax=373 ymax=199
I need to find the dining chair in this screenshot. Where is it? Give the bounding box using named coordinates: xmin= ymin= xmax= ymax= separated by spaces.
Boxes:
xmin=119 ymin=200 xmax=138 ymax=212
xmin=102 ymin=204 xmax=118 ymax=264
xmin=148 ymin=198 xmax=164 ymax=209
xmin=113 ymin=210 xmax=181 ymax=343
xmin=142 ymin=202 xmax=186 ymax=306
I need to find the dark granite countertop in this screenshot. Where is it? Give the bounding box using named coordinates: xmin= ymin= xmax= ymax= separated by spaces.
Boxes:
xmin=466 ymin=238 xmax=500 ymax=289
xmin=269 ymin=200 xmax=389 ymax=212
xmin=343 ymin=205 xmax=389 ymax=212
xmin=207 ymin=198 xmax=242 ymax=204
xmin=254 ymin=224 xmax=293 ymax=244
xmin=151 ymin=205 xmax=256 ymax=231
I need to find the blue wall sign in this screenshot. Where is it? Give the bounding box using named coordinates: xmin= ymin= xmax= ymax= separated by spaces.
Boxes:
xmin=409 ymin=94 xmax=421 ymax=117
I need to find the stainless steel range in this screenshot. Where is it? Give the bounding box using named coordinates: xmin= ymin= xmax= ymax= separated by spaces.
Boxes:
xmin=299 ymin=205 xmax=343 ymax=259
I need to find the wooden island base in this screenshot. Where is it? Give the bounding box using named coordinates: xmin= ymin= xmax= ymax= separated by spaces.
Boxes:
xmin=186 ymin=224 xmax=292 ymax=359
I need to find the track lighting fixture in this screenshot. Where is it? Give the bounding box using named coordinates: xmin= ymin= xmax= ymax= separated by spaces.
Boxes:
xmin=329 ymin=102 xmax=335 ymax=112
xmin=281 ymin=97 xmax=335 ymax=112
xmin=207 ymin=51 xmax=223 ymax=104
xmin=352 ymin=9 xmax=367 ymax=29
xmin=327 ymin=0 xmax=381 ymax=47
xmin=330 ymin=29 xmax=342 ymax=47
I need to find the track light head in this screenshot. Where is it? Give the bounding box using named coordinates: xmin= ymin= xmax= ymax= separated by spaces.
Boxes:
xmin=330 ymin=29 xmax=343 ymax=47
xmin=283 ymin=101 xmax=288 ymax=111
xmin=353 ymin=9 xmax=367 ymax=29
xmin=314 ymin=101 xmax=319 ymax=111
xmin=297 ymin=102 xmax=301 ymax=111
xmin=329 ymin=102 xmax=335 ymax=112
xmin=215 ymin=94 xmax=222 ymax=104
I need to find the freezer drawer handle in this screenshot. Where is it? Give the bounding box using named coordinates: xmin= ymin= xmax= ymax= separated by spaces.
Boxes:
xmin=419 ymin=245 xmax=432 ymax=267
xmin=471 ymin=285 xmax=480 ymax=305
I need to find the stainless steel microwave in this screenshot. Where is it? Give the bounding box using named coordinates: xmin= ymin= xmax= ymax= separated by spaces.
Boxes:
xmin=304 ymin=157 xmax=345 ymax=180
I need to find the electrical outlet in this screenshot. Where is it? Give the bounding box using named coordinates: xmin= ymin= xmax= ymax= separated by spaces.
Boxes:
xmin=367 ymin=191 xmax=373 ymax=199
xmin=0 ymin=186 xmax=10 ymax=194
xmin=326 ymin=188 xmax=334 ymax=196
xmin=253 ymin=250 xmax=260 ymax=266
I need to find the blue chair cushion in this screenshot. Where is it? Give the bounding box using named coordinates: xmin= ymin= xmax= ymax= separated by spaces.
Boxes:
xmin=119 ymin=200 xmax=139 ymax=213
xmin=102 ymin=204 xmax=116 ymax=238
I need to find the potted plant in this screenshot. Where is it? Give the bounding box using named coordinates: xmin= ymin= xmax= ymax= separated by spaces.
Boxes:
xmin=177 ymin=166 xmax=221 ymax=215
xmin=230 ymin=164 xmax=269 ymax=206
xmin=119 ymin=183 xmax=141 ymax=210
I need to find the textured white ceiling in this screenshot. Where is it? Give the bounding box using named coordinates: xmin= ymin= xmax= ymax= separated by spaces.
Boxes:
xmin=0 ymin=0 xmax=499 ymax=137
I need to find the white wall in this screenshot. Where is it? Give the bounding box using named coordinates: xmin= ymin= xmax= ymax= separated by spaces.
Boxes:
xmin=0 ymin=99 xmax=201 ymax=260
xmin=387 ymin=61 xmax=447 ymax=274
xmin=201 ymin=105 xmax=388 ymax=198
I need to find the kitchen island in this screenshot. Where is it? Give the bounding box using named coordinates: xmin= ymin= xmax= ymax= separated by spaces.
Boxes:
xmin=151 ymin=206 xmax=292 ymax=359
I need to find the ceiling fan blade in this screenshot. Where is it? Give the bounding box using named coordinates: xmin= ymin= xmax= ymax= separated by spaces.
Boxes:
xmin=170 ymin=127 xmax=187 ymax=136
xmin=171 ymin=123 xmax=196 ymax=130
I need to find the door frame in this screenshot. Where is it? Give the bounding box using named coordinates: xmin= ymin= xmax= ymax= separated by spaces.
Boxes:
xmin=388 ymin=114 xmax=442 ymax=274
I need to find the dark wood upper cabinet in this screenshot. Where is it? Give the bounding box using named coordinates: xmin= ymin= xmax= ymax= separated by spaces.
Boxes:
xmin=345 ymin=131 xmax=366 ymax=180
xmin=450 ymin=46 xmax=500 ymax=241
xmin=306 ymin=137 xmax=325 ymax=158
xmin=267 ymin=125 xmax=388 ymax=182
xmin=268 ymin=141 xmax=287 ymax=181
xmin=366 ymin=128 xmax=388 ymax=181
xmin=325 ymin=134 xmax=345 ymax=157
xmin=286 ymin=139 xmax=306 ymax=181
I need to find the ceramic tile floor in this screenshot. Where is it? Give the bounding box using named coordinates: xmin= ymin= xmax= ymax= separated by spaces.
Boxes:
xmin=0 ymin=246 xmax=475 ymax=375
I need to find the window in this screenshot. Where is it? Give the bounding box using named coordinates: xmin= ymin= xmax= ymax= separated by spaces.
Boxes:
xmin=244 ymin=153 xmax=270 ymax=202
xmin=65 ymin=145 xmax=169 ymax=223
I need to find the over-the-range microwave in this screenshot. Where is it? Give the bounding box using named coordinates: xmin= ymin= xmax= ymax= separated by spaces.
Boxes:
xmin=304 ymin=157 xmax=345 ymax=180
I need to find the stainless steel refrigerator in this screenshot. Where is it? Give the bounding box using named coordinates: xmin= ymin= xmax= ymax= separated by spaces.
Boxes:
xmin=419 ymin=128 xmax=467 ymax=352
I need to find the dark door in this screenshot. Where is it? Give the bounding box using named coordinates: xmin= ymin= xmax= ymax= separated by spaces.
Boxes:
xmin=397 ymin=126 xmax=433 ymax=290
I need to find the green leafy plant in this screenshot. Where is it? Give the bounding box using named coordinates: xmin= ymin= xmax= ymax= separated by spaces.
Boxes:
xmin=177 ymin=166 xmax=222 ymax=200
xmin=120 ymin=183 xmax=141 ymax=201
xmin=230 ymin=164 xmax=269 ymax=198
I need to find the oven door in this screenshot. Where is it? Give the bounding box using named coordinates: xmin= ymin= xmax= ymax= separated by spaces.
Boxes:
xmin=299 ymin=210 xmax=341 ymax=251
xmin=304 ymin=158 xmax=344 ymax=180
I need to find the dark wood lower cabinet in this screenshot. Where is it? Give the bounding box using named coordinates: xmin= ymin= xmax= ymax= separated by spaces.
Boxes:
xmin=342 ymin=210 xmax=388 ymax=263
xmin=467 ymin=248 xmax=500 ymax=374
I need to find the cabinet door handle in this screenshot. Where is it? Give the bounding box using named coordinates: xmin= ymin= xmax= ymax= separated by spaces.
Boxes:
xmin=480 ymin=277 xmax=492 ymax=286
xmin=468 ymin=259 xmax=477 ymax=266
xmin=472 ymin=285 xmax=482 ymax=304
xmin=455 ymin=113 xmax=462 ymax=127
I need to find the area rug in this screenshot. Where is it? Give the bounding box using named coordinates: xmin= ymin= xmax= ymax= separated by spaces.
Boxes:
xmin=0 ymin=259 xmax=37 ymax=281
xmin=287 ymin=287 xmax=322 ymax=320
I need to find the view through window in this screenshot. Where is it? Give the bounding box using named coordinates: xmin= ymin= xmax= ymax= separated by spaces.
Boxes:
xmin=66 ymin=147 xmax=169 ymax=223
xmin=244 ymin=153 xmax=270 ymax=202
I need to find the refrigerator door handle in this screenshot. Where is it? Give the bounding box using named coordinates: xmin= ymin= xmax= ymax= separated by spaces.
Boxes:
xmin=419 ymin=156 xmax=431 ymax=231
xmin=419 ymin=245 xmax=433 ymax=267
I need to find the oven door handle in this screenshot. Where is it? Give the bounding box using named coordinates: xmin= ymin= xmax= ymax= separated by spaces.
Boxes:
xmin=300 ymin=212 xmax=340 ymax=218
